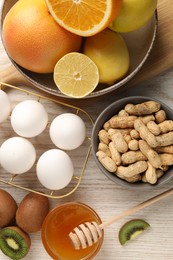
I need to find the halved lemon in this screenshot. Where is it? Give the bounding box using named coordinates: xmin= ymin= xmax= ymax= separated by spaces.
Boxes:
xmin=45 ymin=0 xmax=122 ymax=36
xmin=53 ymin=52 xmax=99 ymax=98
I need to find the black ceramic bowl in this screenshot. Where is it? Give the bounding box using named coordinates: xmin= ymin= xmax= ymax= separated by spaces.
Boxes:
xmin=91 ymin=96 xmax=173 ymax=190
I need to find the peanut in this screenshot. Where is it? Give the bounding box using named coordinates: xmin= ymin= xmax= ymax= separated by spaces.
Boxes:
xmin=155 ymin=110 xmax=166 ymax=123
xmin=155 ymin=145 xmax=173 ymax=154
xmin=139 ymin=140 xmax=162 ymax=168
xmin=116 ymin=172 xmax=142 ymax=183
xmin=147 ymin=121 xmax=160 ymax=136
xmin=160 ymin=153 xmax=173 ymax=166
xmin=128 ymin=139 xmax=139 ymax=151
xmin=161 ymin=165 xmax=169 ymax=171
xmin=109 ymin=116 xmax=137 ymax=129
xmin=139 ymin=115 xmax=155 ymax=125
xmin=96 ymin=151 xmax=117 ymax=172
xmin=121 ymin=150 xmax=147 ymax=164
xmin=112 ymin=131 xmax=128 ymax=153
xmin=141 ymin=173 xmax=147 ymax=183
xmin=117 ymin=161 xmax=148 ymax=178
xmin=130 ymin=129 xmax=140 ymax=140
xmin=134 ymin=119 xmax=158 ymax=147
xmin=124 ymin=101 xmax=160 ymax=115
xmin=108 ymin=142 xmax=121 ymax=166
xmin=125 ymin=174 xmax=142 ymax=183
xmin=156 ymin=131 xmax=173 ymax=146
xmin=103 ymin=121 xmax=111 ymax=131
xmin=156 ymin=169 xmax=164 ymax=179
xmin=98 ymin=129 xmax=109 ymax=145
xmin=145 ymin=161 xmax=157 ymax=184
xmin=123 ymin=134 xmax=132 ymax=144
xmin=159 ymin=120 xmax=173 ymax=134
xmin=118 ymin=109 xmax=129 ymax=117
xmin=98 ymin=142 xmax=111 ymax=157
xmin=108 ymin=128 xmax=132 ymax=139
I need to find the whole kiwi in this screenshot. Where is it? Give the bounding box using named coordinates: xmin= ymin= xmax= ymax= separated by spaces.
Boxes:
xmin=0 ymin=189 xmax=17 ymax=228
xmin=16 ymin=192 xmax=50 ymax=233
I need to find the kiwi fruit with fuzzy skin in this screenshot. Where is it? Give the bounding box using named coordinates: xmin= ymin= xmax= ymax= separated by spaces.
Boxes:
xmin=119 ymin=219 xmax=150 ymax=245
xmin=0 ymin=189 xmax=17 ymax=228
xmin=0 ymin=226 xmax=31 ymax=259
xmin=16 ymin=192 xmax=50 ymax=233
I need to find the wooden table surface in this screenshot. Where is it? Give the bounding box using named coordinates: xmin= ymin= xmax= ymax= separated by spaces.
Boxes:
xmin=1 ymin=6 xmax=173 ymax=260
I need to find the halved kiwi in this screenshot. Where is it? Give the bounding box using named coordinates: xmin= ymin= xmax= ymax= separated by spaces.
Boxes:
xmin=119 ymin=219 xmax=150 ymax=245
xmin=0 ymin=226 xmax=31 ymax=259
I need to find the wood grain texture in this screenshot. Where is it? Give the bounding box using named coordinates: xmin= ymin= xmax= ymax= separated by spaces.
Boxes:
xmin=128 ymin=0 xmax=173 ymax=86
xmin=0 ymin=1 xmax=173 ymax=260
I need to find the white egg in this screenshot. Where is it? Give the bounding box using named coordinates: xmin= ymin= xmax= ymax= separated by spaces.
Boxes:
xmin=0 ymin=137 xmax=36 ymax=174
xmin=0 ymin=90 xmax=11 ymax=123
xmin=49 ymin=113 xmax=86 ymax=150
xmin=36 ymin=149 xmax=74 ymax=190
xmin=11 ymin=100 xmax=48 ymax=138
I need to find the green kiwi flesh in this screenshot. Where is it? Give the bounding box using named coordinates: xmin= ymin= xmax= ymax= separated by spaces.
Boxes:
xmin=119 ymin=219 xmax=150 ymax=245
xmin=0 ymin=226 xmax=31 ymax=259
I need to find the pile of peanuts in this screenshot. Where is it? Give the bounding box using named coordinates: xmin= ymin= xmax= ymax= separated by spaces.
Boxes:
xmin=96 ymin=100 xmax=173 ymax=184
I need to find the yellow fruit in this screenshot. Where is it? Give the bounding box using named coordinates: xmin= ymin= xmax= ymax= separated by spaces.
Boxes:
xmin=109 ymin=0 xmax=158 ymax=32
xmin=45 ymin=0 xmax=122 ymax=36
xmin=83 ymin=29 xmax=130 ymax=85
xmin=2 ymin=0 xmax=82 ymax=73
xmin=53 ymin=52 xmax=99 ymax=98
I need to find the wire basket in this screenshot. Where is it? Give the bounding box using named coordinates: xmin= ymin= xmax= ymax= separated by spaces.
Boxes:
xmin=0 ymin=82 xmax=94 ymax=199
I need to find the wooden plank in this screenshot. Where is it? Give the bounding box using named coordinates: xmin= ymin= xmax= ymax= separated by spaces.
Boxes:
xmin=128 ymin=0 xmax=173 ymax=86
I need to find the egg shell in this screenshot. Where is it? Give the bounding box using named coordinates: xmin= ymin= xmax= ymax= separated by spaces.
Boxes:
xmin=11 ymin=100 xmax=48 ymax=138
xmin=0 ymin=90 xmax=11 ymax=123
xmin=0 ymin=137 xmax=36 ymax=174
xmin=49 ymin=113 xmax=86 ymax=150
xmin=36 ymin=149 xmax=74 ymax=190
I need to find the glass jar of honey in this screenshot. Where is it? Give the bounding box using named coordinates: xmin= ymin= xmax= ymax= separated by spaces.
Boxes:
xmin=42 ymin=202 xmax=104 ymax=260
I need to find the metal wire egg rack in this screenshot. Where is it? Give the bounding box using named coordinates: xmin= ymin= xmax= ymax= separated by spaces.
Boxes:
xmin=0 ymin=82 xmax=94 ymax=199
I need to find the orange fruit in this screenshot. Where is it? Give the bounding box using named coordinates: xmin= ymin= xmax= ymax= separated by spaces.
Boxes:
xmin=2 ymin=0 xmax=82 ymax=73
xmin=45 ymin=0 xmax=122 ymax=36
xmin=53 ymin=52 xmax=99 ymax=98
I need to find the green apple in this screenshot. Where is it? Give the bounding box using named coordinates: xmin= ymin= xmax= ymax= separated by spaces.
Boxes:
xmin=109 ymin=0 xmax=158 ymax=32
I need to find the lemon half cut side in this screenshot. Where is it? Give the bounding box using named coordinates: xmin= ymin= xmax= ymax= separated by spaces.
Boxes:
xmin=53 ymin=52 xmax=99 ymax=98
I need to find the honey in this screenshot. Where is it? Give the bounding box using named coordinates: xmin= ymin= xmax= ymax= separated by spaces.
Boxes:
xmin=42 ymin=202 xmax=104 ymax=260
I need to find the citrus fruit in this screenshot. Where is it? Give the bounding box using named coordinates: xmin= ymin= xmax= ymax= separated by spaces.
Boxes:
xmin=109 ymin=0 xmax=158 ymax=33
xmin=2 ymin=0 xmax=82 ymax=73
xmin=53 ymin=52 xmax=99 ymax=98
xmin=45 ymin=0 xmax=122 ymax=36
xmin=83 ymin=28 xmax=130 ymax=85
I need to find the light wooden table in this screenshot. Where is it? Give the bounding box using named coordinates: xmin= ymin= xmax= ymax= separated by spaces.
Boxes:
xmin=1 ymin=17 xmax=173 ymax=260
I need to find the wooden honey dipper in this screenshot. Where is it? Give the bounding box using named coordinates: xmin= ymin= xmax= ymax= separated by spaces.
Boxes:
xmin=69 ymin=188 xmax=173 ymax=249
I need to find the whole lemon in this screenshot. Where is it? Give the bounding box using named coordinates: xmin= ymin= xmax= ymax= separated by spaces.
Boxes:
xmin=83 ymin=28 xmax=130 ymax=85
xmin=2 ymin=0 xmax=82 ymax=73
xmin=109 ymin=0 xmax=158 ymax=32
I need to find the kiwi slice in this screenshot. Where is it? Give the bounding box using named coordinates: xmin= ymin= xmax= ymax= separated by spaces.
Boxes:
xmin=0 ymin=226 xmax=31 ymax=259
xmin=119 ymin=219 xmax=150 ymax=245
